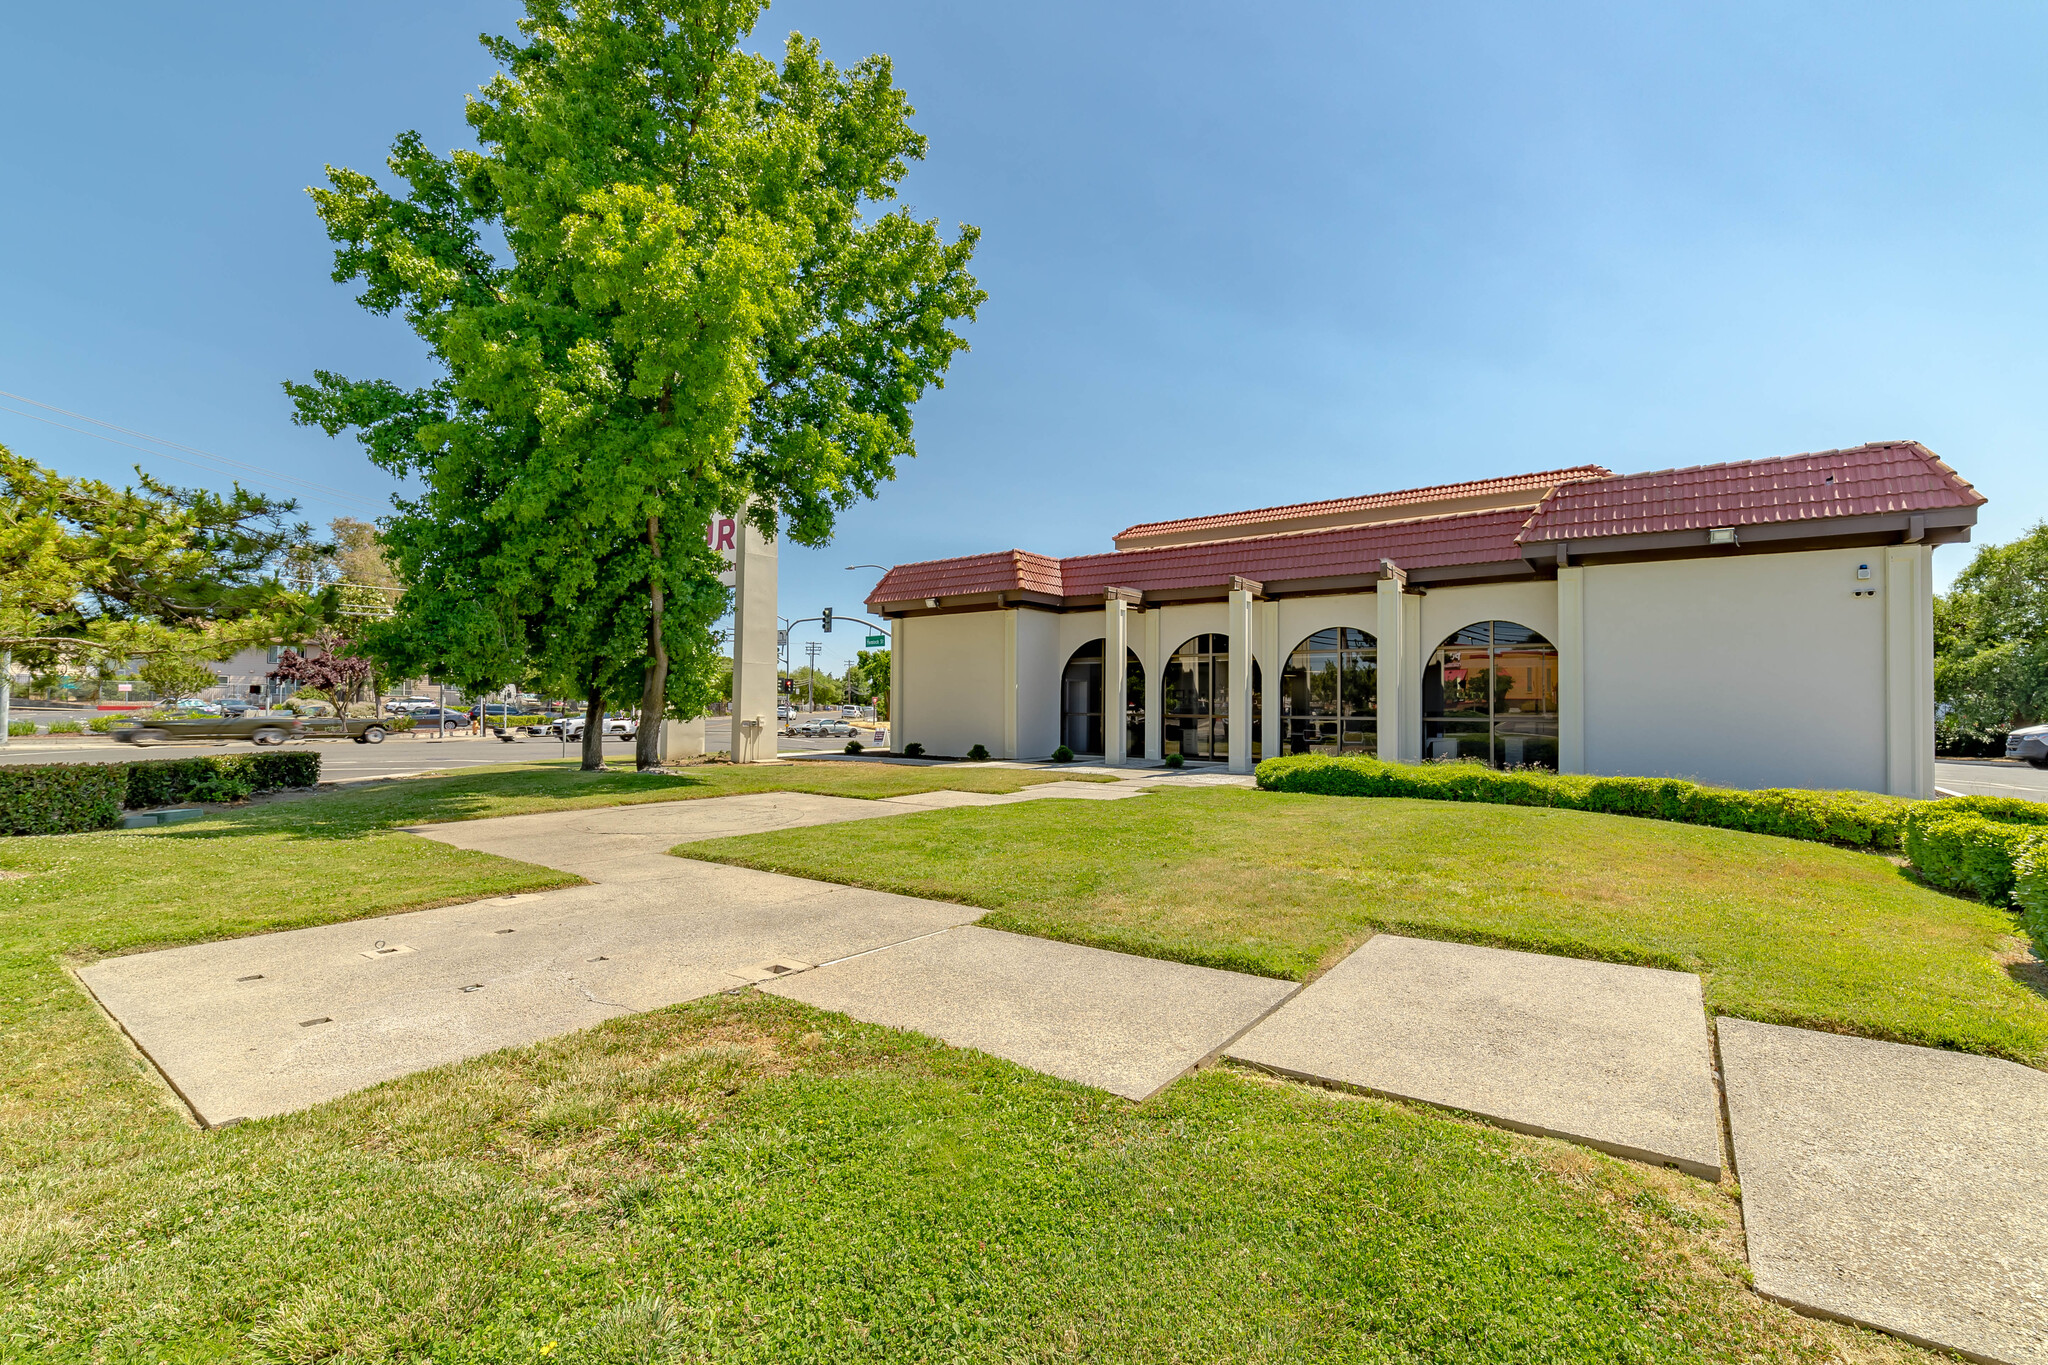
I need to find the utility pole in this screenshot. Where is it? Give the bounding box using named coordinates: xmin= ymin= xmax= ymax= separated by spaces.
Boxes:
xmin=804 ymin=640 xmax=822 ymax=713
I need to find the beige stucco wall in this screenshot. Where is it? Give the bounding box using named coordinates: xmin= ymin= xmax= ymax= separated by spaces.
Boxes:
xmin=899 ymin=611 xmax=1009 ymax=757
xmin=1579 ymin=547 xmax=1894 ymax=792
xmin=893 ymin=547 xmax=1931 ymax=791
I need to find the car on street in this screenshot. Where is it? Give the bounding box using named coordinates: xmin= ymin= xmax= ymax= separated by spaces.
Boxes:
xmin=545 ymin=715 xmax=637 ymax=739
xmin=797 ymin=716 xmax=855 ymax=738
xmin=777 ymin=703 xmax=792 ymax=721
xmin=2007 ymin=723 xmax=2048 ymax=768
xmin=403 ymin=707 xmax=472 ymax=728
xmin=114 ymin=711 xmax=306 ymax=747
xmin=840 ymin=705 xmax=862 ymax=719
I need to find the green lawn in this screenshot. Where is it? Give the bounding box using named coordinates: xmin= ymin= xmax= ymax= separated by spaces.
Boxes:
xmin=685 ymin=787 xmax=2048 ymax=1066
xmin=5 ymin=993 xmax=1906 ymax=1363
xmin=0 ymin=764 xmax=1945 ymax=1359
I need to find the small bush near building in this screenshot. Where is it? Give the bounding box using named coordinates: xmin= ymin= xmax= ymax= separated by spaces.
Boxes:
xmin=1902 ymin=797 xmax=2048 ymax=907
xmin=1051 ymin=745 xmax=1074 ymax=762
xmin=901 ymin=742 xmax=925 ymax=758
xmin=967 ymin=743 xmax=991 ymax=761
xmin=1164 ymin=752 xmax=1185 ymax=768
xmin=844 ymin=739 xmax=864 ymax=754
xmin=0 ymin=763 xmax=128 ymax=835
xmin=1254 ymin=754 xmax=1915 ymax=851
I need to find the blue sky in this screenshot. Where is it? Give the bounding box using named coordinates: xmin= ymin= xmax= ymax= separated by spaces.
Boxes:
xmin=4 ymin=1 xmax=2043 ymax=676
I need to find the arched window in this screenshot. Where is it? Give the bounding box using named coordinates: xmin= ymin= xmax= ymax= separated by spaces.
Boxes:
xmin=1422 ymin=620 xmax=1559 ymax=769
xmin=1162 ymin=634 xmax=1260 ymax=762
xmin=1280 ymin=627 xmax=1376 ymax=756
xmin=1060 ymin=641 xmax=1143 ymax=757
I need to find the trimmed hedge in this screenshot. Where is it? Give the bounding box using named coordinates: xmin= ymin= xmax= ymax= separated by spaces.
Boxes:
xmin=1255 ymin=754 xmax=1914 ymax=850
xmin=1902 ymin=796 xmax=2048 ymax=908
xmin=2016 ymin=842 xmax=2048 ymax=955
xmin=0 ymin=752 xmax=321 ymax=837
xmin=0 ymin=763 xmax=128 ymax=836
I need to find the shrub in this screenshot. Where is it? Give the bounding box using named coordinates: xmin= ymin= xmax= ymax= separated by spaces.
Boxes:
xmin=1253 ymin=754 xmax=1916 ymax=850
xmin=0 ymin=763 xmax=128 ymax=835
xmin=1902 ymin=798 xmax=2048 ymax=904
xmin=46 ymin=720 xmax=82 ymax=734
xmin=7 ymin=720 xmax=37 ymax=736
xmin=902 ymin=742 xmax=925 ymax=758
xmin=2015 ymin=841 xmax=2048 ymax=956
xmin=87 ymin=715 xmax=124 ymax=733
xmin=967 ymin=743 xmax=991 ymax=761
xmin=844 ymin=739 xmax=864 ymax=754
xmin=1051 ymin=745 xmax=1074 ymax=762
xmin=122 ymin=752 xmax=321 ymax=811
xmin=1164 ymin=752 xmax=1185 ymax=769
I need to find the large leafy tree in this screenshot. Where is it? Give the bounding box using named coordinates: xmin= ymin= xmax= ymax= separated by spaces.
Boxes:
xmin=287 ymin=0 xmax=982 ymax=768
xmin=1936 ymin=522 xmax=2048 ymax=740
xmin=0 ymin=444 xmax=319 ymax=685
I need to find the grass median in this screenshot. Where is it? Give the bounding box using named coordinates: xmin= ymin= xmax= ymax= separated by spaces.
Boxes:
xmin=684 ymin=786 xmax=2048 ymax=1066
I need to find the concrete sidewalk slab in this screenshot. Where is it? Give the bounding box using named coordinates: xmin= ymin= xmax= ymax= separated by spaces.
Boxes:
xmin=405 ymin=791 xmax=913 ymax=880
xmin=1719 ymin=1019 xmax=2048 ymax=1365
xmin=1226 ymin=935 xmax=1721 ymax=1178
xmin=761 ymin=926 xmax=1297 ymax=1101
xmin=79 ymin=862 xmax=970 ymax=1126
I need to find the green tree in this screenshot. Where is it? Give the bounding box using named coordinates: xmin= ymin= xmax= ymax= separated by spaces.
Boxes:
xmin=0 ymin=445 xmax=317 ymax=705
xmin=136 ymin=656 xmax=224 ymax=703
xmin=851 ymin=647 xmax=889 ymax=718
xmin=287 ymin=0 xmax=981 ymax=770
xmin=1936 ymin=522 xmax=2048 ymax=740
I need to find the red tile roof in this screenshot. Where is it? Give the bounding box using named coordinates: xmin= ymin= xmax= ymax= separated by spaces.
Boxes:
xmin=866 ymin=443 xmax=1983 ymax=609
xmin=867 ymin=549 xmax=1064 ymax=604
xmin=1518 ymin=441 xmax=1982 ymax=543
xmin=1113 ymin=466 xmax=1611 ymax=543
xmin=1061 ymin=508 xmax=1530 ymax=597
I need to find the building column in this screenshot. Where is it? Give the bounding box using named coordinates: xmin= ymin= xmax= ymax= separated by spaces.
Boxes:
xmin=1259 ymin=598 xmax=1282 ymax=765
xmin=1104 ymin=590 xmax=1133 ymax=766
xmin=1375 ymin=562 xmax=1415 ymax=763
xmin=1143 ymin=606 xmax=1163 ymax=762
xmin=1556 ymin=564 xmax=1586 ymax=774
xmin=730 ymin=511 xmax=779 ymax=763
xmin=889 ymin=616 xmax=906 ymax=753
xmin=1884 ymin=544 xmax=1936 ymax=798
xmin=1227 ymin=577 xmax=1260 ymax=774
xmin=1002 ymin=607 xmax=1020 ymax=760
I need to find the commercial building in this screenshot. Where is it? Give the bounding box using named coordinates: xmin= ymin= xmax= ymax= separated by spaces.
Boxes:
xmin=866 ymin=441 xmax=1983 ymax=796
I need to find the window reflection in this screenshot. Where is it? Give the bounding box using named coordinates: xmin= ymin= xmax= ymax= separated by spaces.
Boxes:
xmin=1279 ymin=627 xmax=1376 ymax=756
xmin=1060 ymin=640 xmax=1144 ymax=757
xmin=1421 ymin=620 xmax=1558 ymax=768
xmin=1162 ymin=634 xmax=1256 ymax=761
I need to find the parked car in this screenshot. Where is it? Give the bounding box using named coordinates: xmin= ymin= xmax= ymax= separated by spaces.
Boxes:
xmin=777 ymin=703 xmax=792 ymax=721
xmin=114 ymin=712 xmax=306 ymax=747
xmin=2007 ymin=723 xmax=2048 ymax=769
xmin=840 ymin=705 xmax=862 ymax=719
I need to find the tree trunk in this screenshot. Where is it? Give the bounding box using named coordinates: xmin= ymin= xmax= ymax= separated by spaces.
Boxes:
xmin=635 ymin=514 xmax=668 ymax=770
xmin=581 ymin=685 xmax=606 ymax=771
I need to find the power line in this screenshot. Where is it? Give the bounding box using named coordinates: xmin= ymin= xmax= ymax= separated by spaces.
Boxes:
xmin=0 ymin=390 xmax=388 ymax=517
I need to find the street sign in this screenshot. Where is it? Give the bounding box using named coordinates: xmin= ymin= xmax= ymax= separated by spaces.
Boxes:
xmin=117 ymin=683 xmax=132 ymax=692
xmin=865 ymin=634 xmax=886 ymax=648
xmin=777 ymin=629 xmax=788 ymax=649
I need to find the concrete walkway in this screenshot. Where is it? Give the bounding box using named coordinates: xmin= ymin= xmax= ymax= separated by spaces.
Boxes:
xmin=1227 ymin=935 xmax=1723 ymax=1179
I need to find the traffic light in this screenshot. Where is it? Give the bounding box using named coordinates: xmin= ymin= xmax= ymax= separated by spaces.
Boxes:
xmin=821 ymin=606 xmax=833 ymax=633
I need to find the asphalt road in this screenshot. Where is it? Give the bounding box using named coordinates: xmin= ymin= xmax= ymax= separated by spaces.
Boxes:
xmin=1934 ymin=759 xmax=2048 ymax=800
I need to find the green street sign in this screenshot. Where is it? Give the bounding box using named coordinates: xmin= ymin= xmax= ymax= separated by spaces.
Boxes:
xmin=864 ymin=634 xmax=887 ymax=648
